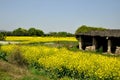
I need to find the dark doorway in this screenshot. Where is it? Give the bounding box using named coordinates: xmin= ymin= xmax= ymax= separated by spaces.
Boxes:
xmin=95 ymin=37 xmax=108 ymax=52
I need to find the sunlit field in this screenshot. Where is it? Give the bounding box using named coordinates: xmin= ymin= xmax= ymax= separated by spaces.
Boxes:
xmin=6 ymin=36 xmax=77 ymax=43
xmin=1 ymin=44 xmax=120 ymax=80
xmin=0 ymin=36 xmax=120 ymax=80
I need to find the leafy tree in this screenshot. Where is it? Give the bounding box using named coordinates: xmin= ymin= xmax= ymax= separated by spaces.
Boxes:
xmin=0 ymin=33 xmax=6 ymax=40
xmin=75 ymin=25 xmax=106 ymax=34
xmin=6 ymin=31 xmax=13 ymax=36
xmin=67 ymin=32 xmax=74 ymax=37
xmin=13 ymin=28 xmax=28 ymax=36
xmin=57 ymin=32 xmax=68 ymax=37
xmin=48 ymin=32 xmax=74 ymax=37
xmin=49 ymin=32 xmax=57 ymax=36
xmin=28 ymin=28 xmax=44 ymax=36
xmin=28 ymin=28 xmax=36 ymax=36
xmin=36 ymin=29 xmax=44 ymax=36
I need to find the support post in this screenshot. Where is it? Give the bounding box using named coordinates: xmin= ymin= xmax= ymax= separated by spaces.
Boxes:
xmin=92 ymin=37 xmax=96 ymax=51
xmin=107 ymin=39 xmax=111 ymax=53
xmin=79 ymin=36 xmax=82 ymax=50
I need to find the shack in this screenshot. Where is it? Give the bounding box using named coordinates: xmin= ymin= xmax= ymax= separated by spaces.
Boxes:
xmin=76 ymin=29 xmax=120 ymax=54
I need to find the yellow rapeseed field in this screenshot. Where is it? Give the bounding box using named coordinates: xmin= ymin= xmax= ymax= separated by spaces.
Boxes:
xmin=1 ymin=44 xmax=120 ymax=79
xmin=0 ymin=36 xmax=119 ymax=79
xmin=6 ymin=36 xmax=77 ymax=44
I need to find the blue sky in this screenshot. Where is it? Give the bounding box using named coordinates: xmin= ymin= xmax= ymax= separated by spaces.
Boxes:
xmin=0 ymin=0 xmax=120 ymax=33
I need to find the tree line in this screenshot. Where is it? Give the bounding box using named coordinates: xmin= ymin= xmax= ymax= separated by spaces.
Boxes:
xmin=0 ymin=27 xmax=74 ymax=37
xmin=0 ymin=25 xmax=106 ymax=40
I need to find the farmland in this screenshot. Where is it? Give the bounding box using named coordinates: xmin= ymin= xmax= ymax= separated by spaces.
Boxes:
xmin=0 ymin=36 xmax=120 ymax=80
xmin=6 ymin=36 xmax=77 ymax=43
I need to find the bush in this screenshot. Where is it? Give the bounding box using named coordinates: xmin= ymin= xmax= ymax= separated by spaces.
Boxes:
xmin=13 ymin=28 xmax=28 ymax=36
xmin=0 ymin=33 xmax=6 ymax=41
xmin=28 ymin=28 xmax=44 ymax=36
xmin=48 ymin=32 xmax=74 ymax=37
xmin=0 ymin=51 xmax=7 ymax=61
xmin=8 ymin=47 xmax=28 ymax=67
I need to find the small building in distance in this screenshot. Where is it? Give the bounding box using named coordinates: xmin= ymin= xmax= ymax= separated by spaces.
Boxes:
xmin=76 ymin=29 xmax=120 ymax=54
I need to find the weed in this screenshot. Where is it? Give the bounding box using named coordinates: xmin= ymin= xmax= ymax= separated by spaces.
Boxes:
xmin=0 ymin=51 xmax=7 ymax=61
xmin=8 ymin=47 xmax=28 ymax=67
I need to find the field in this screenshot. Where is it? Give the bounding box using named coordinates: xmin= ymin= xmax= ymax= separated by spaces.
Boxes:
xmin=6 ymin=36 xmax=77 ymax=43
xmin=0 ymin=36 xmax=120 ymax=80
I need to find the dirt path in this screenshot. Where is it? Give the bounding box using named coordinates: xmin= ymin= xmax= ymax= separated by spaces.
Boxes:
xmin=0 ymin=41 xmax=20 ymax=45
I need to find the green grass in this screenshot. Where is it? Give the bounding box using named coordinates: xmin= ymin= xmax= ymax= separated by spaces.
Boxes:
xmin=0 ymin=60 xmax=50 ymax=80
xmin=0 ymin=59 xmax=80 ymax=80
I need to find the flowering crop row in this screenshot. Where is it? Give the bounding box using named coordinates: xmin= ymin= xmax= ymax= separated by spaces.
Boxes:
xmin=1 ymin=45 xmax=120 ymax=79
xmin=6 ymin=36 xmax=77 ymax=44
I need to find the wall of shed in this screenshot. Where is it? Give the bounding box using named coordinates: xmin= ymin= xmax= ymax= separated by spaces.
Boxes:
xmin=79 ymin=36 xmax=108 ymax=52
xmin=109 ymin=37 xmax=120 ymax=53
xmin=95 ymin=37 xmax=108 ymax=52
xmin=78 ymin=35 xmax=120 ymax=54
xmin=80 ymin=35 xmax=92 ymax=50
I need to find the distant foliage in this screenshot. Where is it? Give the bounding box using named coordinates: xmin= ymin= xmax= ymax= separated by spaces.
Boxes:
xmin=1 ymin=26 xmax=74 ymax=37
xmin=28 ymin=28 xmax=44 ymax=36
xmin=5 ymin=31 xmax=13 ymax=36
xmin=13 ymin=28 xmax=28 ymax=36
xmin=75 ymin=25 xmax=106 ymax=34
xmin=12 ymin=27 xmax=44 ymax=36
xmin=0 ymin=33 xmax=6 ymax=41
xmin=1 ymin=25 xmax=107 ymax=37
xmin=48 ymin=32 xmax=74 ymax=37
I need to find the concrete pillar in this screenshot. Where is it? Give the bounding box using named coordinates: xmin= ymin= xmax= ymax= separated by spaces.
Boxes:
xmin=107 ymin=39 xmax=111 ymax=53
xmin=92 ymin=37 xmax=96 ymax=51
xmin=79 ymin=37 xmax=82 ymax=50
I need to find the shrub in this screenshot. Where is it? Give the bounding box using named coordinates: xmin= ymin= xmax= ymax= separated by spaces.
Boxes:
xmin=0 ymin=33 xmax=6 ymax=41
xmin=8 ymin=47 xmax=28 ymax=67
xmin=0 ymin=51 xmax=7 ymax=61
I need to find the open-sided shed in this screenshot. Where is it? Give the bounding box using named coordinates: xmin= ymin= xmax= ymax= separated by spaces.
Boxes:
xmin=76 ymin=29 xmax=120 ymax=54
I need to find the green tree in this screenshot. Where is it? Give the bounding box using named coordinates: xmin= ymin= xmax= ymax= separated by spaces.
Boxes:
xmin=36 ymin=29 xmax=44 ymax=36
xmin=67 ymin=32 xmax=74 ymax=37
xmin=48 ymin=32 xmax=74 ymax=37
xmin=6 ymin=31 xmax=13 ymax=36
xmin=75 ymin=25 xmax=106 ymax=34
xmin=28 ymin=28 xmax=44 ymax=36
xmin=49 ymin=32 xmax=57 ymax=36
xmin=13 ymin=28 xmax=28 ymax=36
xmin=28 ymin=28 xmax=36 ymax=36
xmin=0 ymin=33 xmax=6 ymax=40
xmin=57 ymin=32 xmax=68 ymax=37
